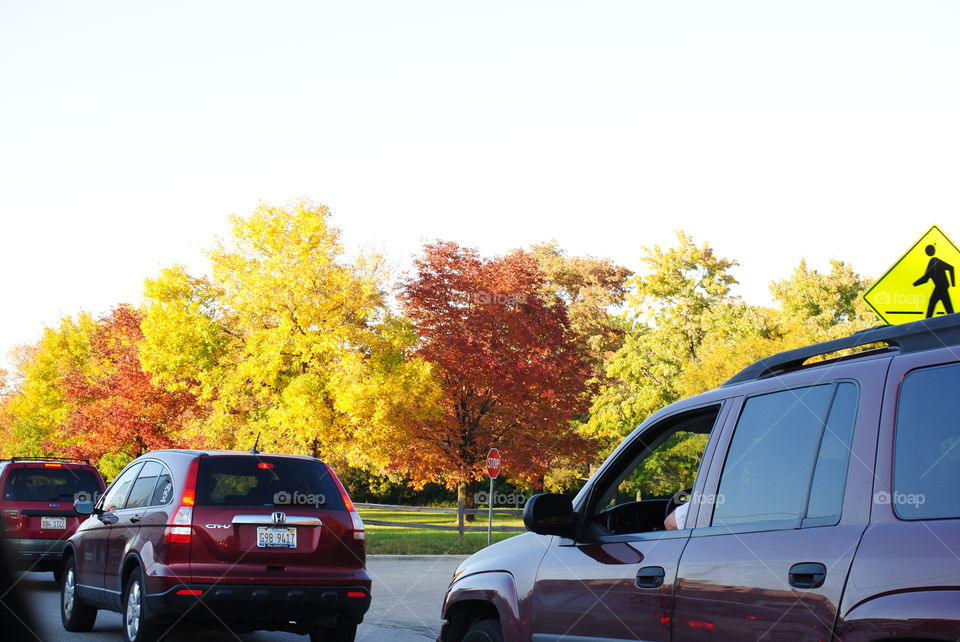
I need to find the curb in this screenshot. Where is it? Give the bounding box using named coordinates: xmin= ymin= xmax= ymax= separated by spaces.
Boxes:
xmin=366 ymin=554 xmax=470 ymax=561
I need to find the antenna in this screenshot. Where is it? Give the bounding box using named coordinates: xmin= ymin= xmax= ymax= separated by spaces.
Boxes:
xmin=250 ymin=431 xmax=261 ymax=455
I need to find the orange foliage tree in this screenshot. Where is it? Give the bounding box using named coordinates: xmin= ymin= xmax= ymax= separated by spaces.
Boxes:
xmin=59 ymin=306 xmax=201 ymax=470
xmin=399 ymin=242 xmax=596 ymax=504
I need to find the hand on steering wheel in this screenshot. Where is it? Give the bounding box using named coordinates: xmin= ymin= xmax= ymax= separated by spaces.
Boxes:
xmin=664 ymin=487 xmax=693 ymax=519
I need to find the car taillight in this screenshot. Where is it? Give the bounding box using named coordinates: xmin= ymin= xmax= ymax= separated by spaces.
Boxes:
xmin=164 ymin=458 xmax=199 ymax=545
xmin=1 ymin=510 xmax=26 ymax=531
xmin=167 ymin=505 xmax=193 ymax=543
xmin=328 ymin=465 xmax=365 ymax=541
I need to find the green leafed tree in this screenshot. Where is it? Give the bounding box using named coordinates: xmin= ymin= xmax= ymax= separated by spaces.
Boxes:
xmin=585 ymin=232 xmax=742 ymax=449
xmin=770 ymin=258 xmax=877 ymax=341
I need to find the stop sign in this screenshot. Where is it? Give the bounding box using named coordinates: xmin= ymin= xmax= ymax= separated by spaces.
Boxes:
xmin=486 ymin=448 xmax=501 ymax=479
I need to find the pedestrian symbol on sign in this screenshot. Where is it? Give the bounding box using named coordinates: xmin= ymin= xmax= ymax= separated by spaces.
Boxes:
xmin=913 ymin=244 xmax=955 ymax=318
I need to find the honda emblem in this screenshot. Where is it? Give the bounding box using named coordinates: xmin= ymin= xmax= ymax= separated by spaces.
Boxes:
xmin=272 ymin=511 xmax=286 ymax=524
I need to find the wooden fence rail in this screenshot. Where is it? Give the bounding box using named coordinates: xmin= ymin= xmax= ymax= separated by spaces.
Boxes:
xmin=356 ymin=502 xmax=527 ymax=539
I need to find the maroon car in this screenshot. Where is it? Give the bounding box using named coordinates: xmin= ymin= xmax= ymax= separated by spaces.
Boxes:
xmin=60 ymin=449 xmax=370 ymax=642
xmin=0 ymin=456 xmax=105 ymax=581
xmin=440 ymin=313 xmax=960 ymax=641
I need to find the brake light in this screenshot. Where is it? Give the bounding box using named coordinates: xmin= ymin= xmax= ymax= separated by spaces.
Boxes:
xmin=257 ymin=462 xmax=275 ymax=469
xmin=167 ymin=506 xmax=193 ymax=543
xmin=164 ymin=458 xmax=199 ymax=545
xmin=327 ymin=465 xmax=365 ymax=541
xmin=1 ymin=510 xmax=26 ymax=531
xmin=43 ymin=463 xmax=62 ymax=468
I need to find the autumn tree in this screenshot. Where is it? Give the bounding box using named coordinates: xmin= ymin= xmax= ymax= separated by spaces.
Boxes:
xmin=140 ymin=199 xmax=438 ymax=469
xmin=770 ymin=259 xmax=876 ymax=341
xmin=2 ymin=314 xmax=98 ymax=456
xmin=530 ymin=242 xmax=632 ymax=370
xmin=59 ymin=306 xmax=200 ymax=476
xmin=586 ymin=232 xmax=745 ymax=447
xmin=398 ymin=241 xmax=595 ymax=508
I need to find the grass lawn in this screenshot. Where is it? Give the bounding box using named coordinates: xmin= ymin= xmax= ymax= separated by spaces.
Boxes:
xmin=358 ymin=507 xmax=525 ymax=555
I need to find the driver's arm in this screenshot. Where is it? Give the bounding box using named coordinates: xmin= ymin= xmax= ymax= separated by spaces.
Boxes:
xmin=664 ymin=501 xmax=689 ymax=531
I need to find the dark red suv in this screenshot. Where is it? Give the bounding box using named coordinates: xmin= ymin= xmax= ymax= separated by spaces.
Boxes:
xmin=440 ymin=313 xmax=960 ymax=642
xmin=60 ymin=449 xmax=370 ymax=642
xmin=0 ymin=456 xmax=105 ymax=581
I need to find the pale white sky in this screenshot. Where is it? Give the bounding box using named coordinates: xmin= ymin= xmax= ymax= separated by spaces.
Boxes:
xmin=2 ymin=1 xmax=960 ymax=367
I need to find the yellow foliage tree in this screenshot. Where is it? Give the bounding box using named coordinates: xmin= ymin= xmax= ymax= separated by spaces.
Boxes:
xmin=1 ymin=315 xmax=99 ymax=456
xmin=141 ymin=199 xmax=438 ymax=469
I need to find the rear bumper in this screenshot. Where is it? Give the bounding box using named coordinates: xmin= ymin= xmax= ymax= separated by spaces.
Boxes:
xmin=3 ymin=538 xmax=66 ymax=569
xmin=144 ymin=583 xmax=372 ymax=626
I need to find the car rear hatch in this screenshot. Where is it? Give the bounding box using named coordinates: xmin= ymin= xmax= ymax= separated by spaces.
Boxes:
xmin=1 ymin=463 xmax=103 ymax=540
xmin=188 ymin=456 xmax=365 ymax=585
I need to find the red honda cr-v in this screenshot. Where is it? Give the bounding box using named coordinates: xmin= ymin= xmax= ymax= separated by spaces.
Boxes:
xmin=60 ymin=449 xmax=370 ymax=642
xmin=0 ymin=456 xmax=105 ymax=581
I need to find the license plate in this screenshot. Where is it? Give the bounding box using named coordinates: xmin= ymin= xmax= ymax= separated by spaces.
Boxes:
xmin=256 ymin=526 xmax=297 ymax=548
xmin=41 ymin=517 xmax=66 ymax=530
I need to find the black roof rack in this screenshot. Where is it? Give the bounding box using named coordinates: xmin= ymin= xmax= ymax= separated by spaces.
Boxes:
xmin=4 ymin=456 xmax=91 ymax=464
xmin=723 ymin=313 xmax=960 ymax=387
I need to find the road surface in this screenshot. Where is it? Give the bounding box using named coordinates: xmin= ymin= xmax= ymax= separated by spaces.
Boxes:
xmin=16 ymin=555 xmax=465 ymax=642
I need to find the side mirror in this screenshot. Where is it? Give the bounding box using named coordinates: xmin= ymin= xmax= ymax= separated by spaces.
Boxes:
xmin=523 ymin=493 xmax=576 ymax=538
xmin=74 ymin=500 xmax=95 ymax=516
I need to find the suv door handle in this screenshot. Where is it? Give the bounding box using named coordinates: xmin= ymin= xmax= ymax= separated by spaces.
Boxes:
xmin=789 ymin=563 xmax=826 ymax=589
xmin=129 ymin=514 xmax=142 ymax=524
xmin=636 ymin=566 xmax=665 ymax=589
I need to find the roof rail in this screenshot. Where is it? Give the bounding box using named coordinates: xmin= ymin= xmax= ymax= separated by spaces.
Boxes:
xmin=723 ymin=313 xmax=960 ymax=387
xmin=5 ymin=456 xmax=92 ymax=465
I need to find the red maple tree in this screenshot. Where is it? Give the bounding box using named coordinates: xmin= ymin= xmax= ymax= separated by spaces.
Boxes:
xmin=399 ymin=241 xmax=595 ymax=499
xmin=59 ymin=305 xmax=200 ymax=463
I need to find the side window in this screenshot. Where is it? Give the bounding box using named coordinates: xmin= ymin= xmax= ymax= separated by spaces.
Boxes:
xmin=713 ymin=384 xmax=858 ymax=530
xmin=590 ymin=405 xmax=721 ymax=535
xmin=894 ymin=363 xmax=960 ymax=520
xmin=805 ymin=383 xmax=858 ymax=525
xmin=100 ymin=463 xmax=143 ymax=513
xmin=152 ymin=471 xmax=174 ymax=506
xmin=125 ymin=461 xmax=163 ymax=510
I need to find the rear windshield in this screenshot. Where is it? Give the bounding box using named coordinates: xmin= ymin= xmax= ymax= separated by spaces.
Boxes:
xmin=3 ymin=468 xmax=102 ymax=502
xmin=196 ymin=457 xmax=344 ymax=510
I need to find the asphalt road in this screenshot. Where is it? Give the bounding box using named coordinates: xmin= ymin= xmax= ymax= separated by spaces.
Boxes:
xmin=15 ymin=555 xmax=465 ymax=642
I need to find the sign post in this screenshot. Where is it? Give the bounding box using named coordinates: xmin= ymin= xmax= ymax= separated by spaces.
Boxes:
xmin=864 ymin=225 xmax=960 ymax=324
xmin=486 ymin=448 xmax=501 ymax=546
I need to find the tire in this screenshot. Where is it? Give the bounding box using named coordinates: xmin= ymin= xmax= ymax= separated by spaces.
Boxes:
xmin=122 ymin=567 xmax=165 ymax=642
xmin=61 ymin=556 xmax=97 ymax=632
xmin=309 ymin=623 xmax=357 ymax=642
xmin=462 ymin=619 xmax=503 ymax=642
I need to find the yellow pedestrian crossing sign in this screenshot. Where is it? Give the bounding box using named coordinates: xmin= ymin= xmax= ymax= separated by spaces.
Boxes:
xmin=864 ymin=225 xmax=959 ymax=324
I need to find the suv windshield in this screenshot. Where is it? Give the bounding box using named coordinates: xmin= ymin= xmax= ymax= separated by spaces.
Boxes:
xmin=196 ymin=457 xmax=344 ymax=510
xmin=3 ymin=468 xmax=101 ymax=502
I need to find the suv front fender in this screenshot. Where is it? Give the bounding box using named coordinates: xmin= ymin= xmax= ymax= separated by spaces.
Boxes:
xmin=441 ymin=570 xmax=522 ymax=642
xmin=836 ymin=590 xmax=960 ymax=641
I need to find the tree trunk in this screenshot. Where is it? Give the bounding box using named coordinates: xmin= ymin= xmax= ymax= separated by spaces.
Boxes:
xmin=458 ymin=482 xmax=476 ymax=523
